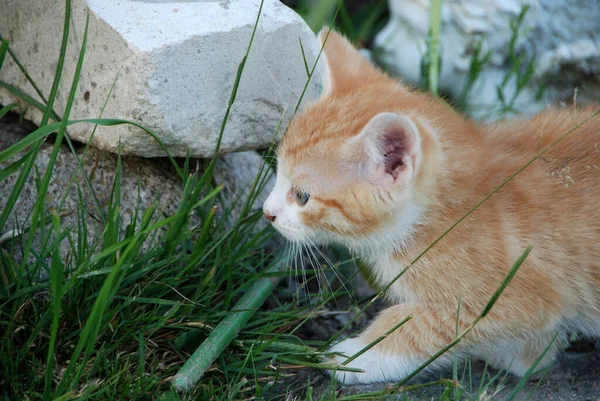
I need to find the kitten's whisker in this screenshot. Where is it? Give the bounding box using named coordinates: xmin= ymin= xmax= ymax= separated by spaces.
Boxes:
xmin=292 ymin=241 xmax=300 ymax=302
xmin=299 ymin=241 xmax=310 ymax=304
xmin=284 ymin=241 xmax=294 ymax=300
xmin=305 ymin=240 xmax=338 ymax=309
xmin=308 ymin=245 xmax=327 ymax=302
xmin=303 ymin=243 xmax=323 ymax=309
xmin=310 ymin=244 xmax=342 ymax=303
xmin=309 ymin=238 xmax=356 ymax=304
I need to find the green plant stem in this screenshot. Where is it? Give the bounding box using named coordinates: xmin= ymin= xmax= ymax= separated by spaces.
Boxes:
xmin=428 ymin=0 xmax=442 ymax=95
xmin=171 ymin=252 xmax=289 ymax=392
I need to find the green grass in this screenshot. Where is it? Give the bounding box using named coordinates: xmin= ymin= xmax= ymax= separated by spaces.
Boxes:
xmin=290 ymin=0 xmax=389 ymax=47
xmin=1 ymin=1 xmax=597 ymax=400
xmin=0 ymin=2 xmax=336 ymax=400
xmin=425 ymin=5 xmax=541 ymax=120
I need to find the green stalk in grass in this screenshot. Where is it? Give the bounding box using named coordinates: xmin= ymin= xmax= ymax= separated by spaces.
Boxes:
xmin=7 ymin=0 xmax=72 ymax=283
xmin=0 ymin=81 xmax=50 ymax=115
xmin=0 ymin=118 xmax=182 ymax=175
xmin=505 ymin=333 xmax=558 ymax=401
xmin=43 ymin=212 xmax=65 ymax=401
xmin=340 ymin=316 xmax=412 ymax=366
xmin=0 ymin=0 xmax=72 ymax=238
xmin=0 ymin=103 xmax=22 ymax=121
xmin=0 ymin=37 xmax=9 ymax=69
xmin=171 ymin=251 xmax=290 ymax=392
xmin=200 ymin=0 xmax=264 ymax=187
xmin=21 ymin=10 xmax=88 ymax=285
xmin=304 ymin=0 xmax=340 ymax=32
xmin=0 ymin=34 xmax=61 ymax=121
xmin=428 ymin=0 xmax=442 ymax=95
xmin=292 ymin=1 xmax=343 ymax=116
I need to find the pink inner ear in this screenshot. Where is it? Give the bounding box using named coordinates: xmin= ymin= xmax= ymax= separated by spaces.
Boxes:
xmin=382 ymin=128 xmax=407 ymax=180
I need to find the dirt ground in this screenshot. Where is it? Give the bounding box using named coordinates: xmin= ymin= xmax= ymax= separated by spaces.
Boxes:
xmin=288 ymin=338 xmax=600 ymax=400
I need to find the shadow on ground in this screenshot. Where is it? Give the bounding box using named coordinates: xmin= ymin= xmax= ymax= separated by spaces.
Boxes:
xmin=293 ymin=340 xmax=600 ymax=400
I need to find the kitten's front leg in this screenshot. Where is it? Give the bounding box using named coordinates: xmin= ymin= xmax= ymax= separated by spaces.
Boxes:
xmin=326 ymin=335 xmax=423 ymax=384
xmin=326 ymin=300 xmax=561 ymax=385
xmin=325 ymin=304 xmax=464 ymax=385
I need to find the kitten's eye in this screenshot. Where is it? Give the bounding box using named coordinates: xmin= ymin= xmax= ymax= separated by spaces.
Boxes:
xmin=294 ymin=189 xmax=310 ymax=206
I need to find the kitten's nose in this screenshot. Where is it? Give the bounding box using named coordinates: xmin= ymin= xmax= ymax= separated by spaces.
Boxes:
xmin=264 ymin=212 xmax=276 ymax=222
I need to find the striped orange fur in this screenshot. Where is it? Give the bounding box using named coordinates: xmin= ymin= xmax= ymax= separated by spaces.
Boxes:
xmin=263 ymin=28 xmax=600 ymax=384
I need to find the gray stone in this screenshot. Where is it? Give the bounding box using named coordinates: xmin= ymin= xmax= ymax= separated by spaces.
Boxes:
xmin=0 ymin=114 xmax=273 ymax=262
xmin=0 ymin=0 xmax=324 ymax=157
xmin=375 ymin=0 xmax=600 ymax=121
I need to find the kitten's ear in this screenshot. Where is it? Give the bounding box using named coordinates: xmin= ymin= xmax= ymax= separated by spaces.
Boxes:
xmin=343 ymin=113 xmax=422 ymax=185
xmin=318 ymin=27 xmax=382 ymax=95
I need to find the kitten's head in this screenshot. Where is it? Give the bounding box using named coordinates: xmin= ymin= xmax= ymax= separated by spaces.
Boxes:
xmin=263 ymin=29 xmax=442 ymax=251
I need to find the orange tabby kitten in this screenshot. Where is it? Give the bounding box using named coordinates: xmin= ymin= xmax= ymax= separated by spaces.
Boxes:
xmin=263 ymin=29 xmax=600 ymax=384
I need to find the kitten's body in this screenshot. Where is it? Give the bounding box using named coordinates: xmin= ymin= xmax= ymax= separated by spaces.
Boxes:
xmin=264 ymin=30 xmax=600 ymax=384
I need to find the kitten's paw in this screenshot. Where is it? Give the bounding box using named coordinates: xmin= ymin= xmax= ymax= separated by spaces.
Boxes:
xmin=324 ymin=338 xmax=417 ymax=385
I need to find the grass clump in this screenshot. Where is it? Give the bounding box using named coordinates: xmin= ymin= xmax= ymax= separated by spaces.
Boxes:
xmin=0 ymin=2 xmax=332 ymax=400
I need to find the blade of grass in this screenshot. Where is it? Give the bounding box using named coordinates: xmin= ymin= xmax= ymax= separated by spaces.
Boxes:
xmin=292 ymin=2 xmax=344 ymax=116
xmin=42 ymin=212 xmax=65 ymax=401
xmin=453 ymin=298 xmax=461 ymax=401
xmin=278 ymin=357 xmax=362 ymax=373
xmin=0 ymin=34 xmax=61 ymax=120
xmin=0 ymin=37 xmax=9 ymax=69
xmin=0 ymin=154 xmax=28 ymax=182
xmin=0 ymin=103 xmax=22 ymax=120
xmin=55 ymin=204 xmax=155 ymax=395
xmin=201 ymin=0 xmax=264 ymax=187
xmin=340 ymin=315 xmax=412 ymax=366
xmin=0 ymin=81 xmax=49 ymax=114
xmin=0 ymin=0 xmax=72 ymax=243
xmin=428 ymin=0 xmax=442 ymax=95
xmin=52 ymin=68 xmax=123 ymax=228
xmin=171 ymin=251 xmax=290 ymax=392
xmin=505 ymin=333 xmax=558 ymax=401
xmin=20 ymin=11 xmax=89 ymax=280
xmin=298 ymin=39 xmax=311 ymax=79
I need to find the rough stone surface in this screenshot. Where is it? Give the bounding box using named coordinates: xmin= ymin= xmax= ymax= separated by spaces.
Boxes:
xmin=0 ymin=0 xmax=324 ymax=157
xmin=0 ymin=113 xmax=273 ymax=262
xmin=375 ymin=0 xmax=600 ymax=120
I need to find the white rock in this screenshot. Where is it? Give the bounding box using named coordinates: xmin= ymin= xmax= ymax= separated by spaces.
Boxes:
xmin=375 ymin=0 xmax=600 ymax=120
xmin=0 ymin=0 xmax=324 ymax=157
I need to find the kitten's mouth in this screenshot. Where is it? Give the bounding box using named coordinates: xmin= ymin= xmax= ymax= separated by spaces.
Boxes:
xmin=272 ymin=225 xmax=305 ymax=243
